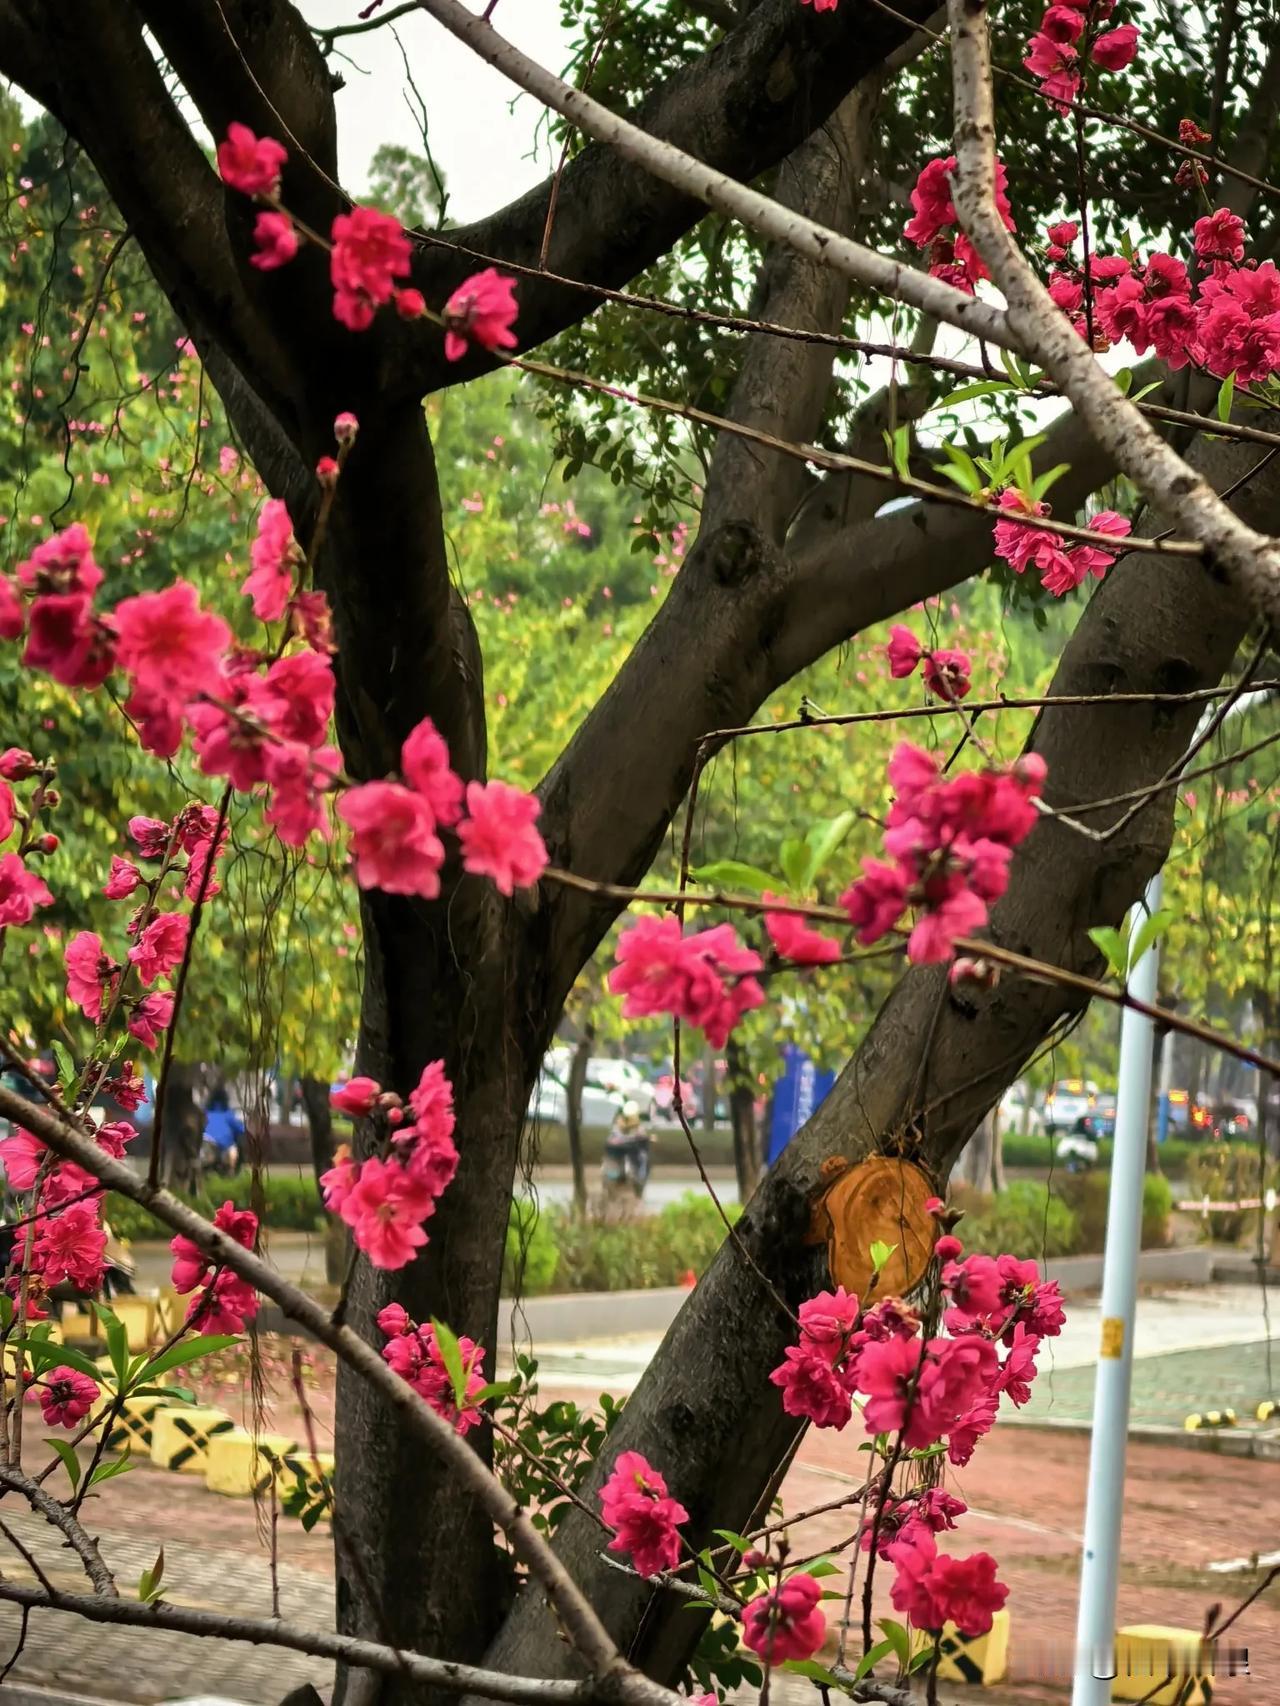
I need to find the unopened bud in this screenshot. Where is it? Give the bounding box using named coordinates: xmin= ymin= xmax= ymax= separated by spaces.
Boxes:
xmin=0 ymin=748 xmax=38 ymax=781
xmin=333 ymin=411 xmax=359 ymax=447
xmin=316 ymin=455 xmax=339 ymax=488
xmin=395 ymin=288 xmax=427 ymax=321
xmin=36 ymin=833 xmax=58 ymax=854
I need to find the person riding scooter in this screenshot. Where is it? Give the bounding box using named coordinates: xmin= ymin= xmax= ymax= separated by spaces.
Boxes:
xmin=602 ymin=1100 xmax=652 ymax=1198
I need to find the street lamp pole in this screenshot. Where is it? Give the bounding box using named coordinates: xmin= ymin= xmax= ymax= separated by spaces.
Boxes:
xmin=1070 ymin=871 xmax=1162 ymax=1706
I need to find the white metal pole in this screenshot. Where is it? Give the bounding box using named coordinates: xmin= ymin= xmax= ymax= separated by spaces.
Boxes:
xmin=1070 ymin=871 xmax=1162 ymax=1705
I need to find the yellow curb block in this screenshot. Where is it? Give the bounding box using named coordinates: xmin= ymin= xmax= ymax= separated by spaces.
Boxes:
xmin=1257 ymin=1399 xmax=1278 ymax=1422
xmin=105 ymin=1393 xmax=181 ymax=1454
xmin=912 ymin=1608 xmax=1009 ymax=1685
xmin=1112 ymin=1625 xmax=1214 ymax=1704
xmin=205 ymin=1429 xmax=298 ymax=1497
xmin=62 ymin=1292 xmax=178 ymax=1352
xmin=1183 ymin=1408 xmax=1236 ymax=1430
xmin=150 ymin=1403 xmax=235 ymax=1474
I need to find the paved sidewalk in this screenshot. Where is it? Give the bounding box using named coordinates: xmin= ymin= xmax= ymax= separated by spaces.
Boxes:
xmin=0 ymin=1505 xmax=333 ymax=1703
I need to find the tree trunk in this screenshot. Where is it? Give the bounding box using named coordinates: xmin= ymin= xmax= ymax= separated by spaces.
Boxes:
xmin=159 ymin=1061 xmax=204 ymax=1193
xmin=954 ymin=1113 xmax=993 ymax=1192
xmin=565 ymin=1024 xmax=594 ymax=1216
xmin=481 ymin=427 xmax=1260 ymax=1690
xmin=301 ymin=1075 xmax=346 ymax=1285
xmin=990 ymin=1111 xmax=1007 ymax=1193
xmin=727 ymin=1037 xmax=760 ymax=1203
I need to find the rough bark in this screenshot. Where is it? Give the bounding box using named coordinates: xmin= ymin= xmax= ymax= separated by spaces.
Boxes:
xmin=159 ymin=1061 xmax=205 ymax=1194
xmin=566 ymin=1025 xmax=594 ymax=1216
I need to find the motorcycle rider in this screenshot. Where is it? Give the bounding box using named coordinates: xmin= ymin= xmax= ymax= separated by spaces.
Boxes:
xmin=603 ymin=1099 xmax=652 ymax=1196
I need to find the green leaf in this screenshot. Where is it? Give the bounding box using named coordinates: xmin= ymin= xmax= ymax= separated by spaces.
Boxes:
xmin=430 ymin=1317 xmax=468 ymax=1409
xmin=690 ymin=860 xmax=779 ymax=896
xmin=779 ymin=837 xmax=809 ymax=893
xmin=1087 ymin=924 xmax=1129 ymax=980
xmin=98 ymin=1306 xmax=129 ymax=1386
xmin=132 ymin=1334 xmax=240 ymax=1384
xmin=48 ymin=1437 xmax=81 ymax=1491
xmin=781 ymin=1660 xmax=841 ymax=1684
xmin=1113 ymin=368 xmax=1133 ymax=396
xmin=138 ymin=1545 xmax=164 ymax=1605
xmin=1131 ymin=381 xmax=1164 ymax=403
xmin=805 ymin=1560 xmax=840 ymax=1579
xmin=9 ymin=1338 xmax=103 ymax=1380
xmin=712 ymin=1529 xmax=751 ymax=1554
xmin=88 ymin=1449 xmax=132 ymax=1487
xmin=935 ymin=444 xmax=984 ymax=495
xmin=51 ymin=1041 xmax=76 ymax=1098
xmin=909 ymin=1643 xmax=940 ymax=1673
xmin=869 ymin=1239 xmax=896 ymax=1276
xmin=1029 ymin=463 xmax=1070 ymax=503
xmin=469 ymin=1379 xmax=515 ymax=1406
xmin=853 ymin=1639 xmax=894 ymax=1681
xmin=801 ymin=811 xmax=856 ymax=890
xmin=936 ymin=380 xmax=1013 ymax=408
xmin=877 ymin=1617 xmax=912 ymax=1672
xmin=1129 ymin=906 xmax=1173 ymax=970
xmin=1217 ymin=373 xmax=1236 ymax=423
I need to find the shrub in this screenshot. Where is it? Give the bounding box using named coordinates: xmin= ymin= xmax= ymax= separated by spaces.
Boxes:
xmin=1186 ymin=1143 xmax=1278 ymax=1243
xmin=501 ymin=1192 xmax=741 ymax=1295
xmin=958 ymin=1180 xmax=1080 ymax=1258
xmin=105 ymin=1167 xmax=325 ymax=1244
xmin=504 ymin=1197 xmax=560 ymax=1296
xmin=1142 ymin=1173 xmax=1173 ymax=1247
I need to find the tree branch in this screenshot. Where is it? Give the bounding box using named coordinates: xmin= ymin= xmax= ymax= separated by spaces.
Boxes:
xmin=0 ymin=1467 xmax=117 ymax=1598
xmin=408 ymin=0 xmax=1020 ymax=390
xmin=947 ymin=0 xmax=1280 ymax=628
xmin=0 ymin=1580 xmax=616 ymax=1705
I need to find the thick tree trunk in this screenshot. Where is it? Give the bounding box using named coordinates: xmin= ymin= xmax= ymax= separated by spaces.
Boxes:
xmin=301 ymin=1075 xmax=345 ymax=1285
xmin=727 ymin=1037 xmax=760 ymax=1203
xmin=566 ymin=1024 xmax=594 ymax=1216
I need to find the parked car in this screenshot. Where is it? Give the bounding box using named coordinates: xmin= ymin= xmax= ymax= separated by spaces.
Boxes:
xmin=1206 ymin=1098 xmax=1252 ymax=1140
xmin=1042 ymin=1079 xmax=1100 ymax=1134
xmin=527 ymin=1070 xmax=626 ymax=1129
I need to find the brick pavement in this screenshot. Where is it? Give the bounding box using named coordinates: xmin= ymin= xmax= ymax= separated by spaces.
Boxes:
xmin=2 ymin=1333 xmax=1277 ymax=1704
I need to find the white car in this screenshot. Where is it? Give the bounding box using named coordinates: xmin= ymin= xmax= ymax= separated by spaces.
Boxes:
xmin=1042 ymin=1078 xmax=1100 ymax=1134
xmin=536 ymin=1051 xmax=657 ymax=1121
xmin=998 ymin=1085 xmax=1044 ymax=1136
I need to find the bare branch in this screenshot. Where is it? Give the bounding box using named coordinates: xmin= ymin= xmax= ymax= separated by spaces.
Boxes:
xmin=0 ymin=1579 xmax=611 ymax=1705
xmin=946 ymin=0 xmax=1280 ymax=627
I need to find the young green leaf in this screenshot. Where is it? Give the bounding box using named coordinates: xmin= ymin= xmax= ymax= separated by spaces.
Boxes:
xmin=877 ymin=1617 xmax=913 ymax=1672
xmin=801 ymin=811 xmax=856 ymax=890
xmin=1087 ymin=924 xmax=1130 ymax=980
xmin=779 ymin=837 xmax=809 ymax=893
xmin=781 ymin=1660 xmax=841 ymax=1684
xmin=51 ymin=1040 xmax=76 ymax=1097
xmin=690 ymin=860 xmax=779 ymax=895
xmin=430 ymin=1317 xmax=468 ymax=1408
xmin=869 ymin=1239 xmax=896 ymax=1276
xmin=132 ymin=1334 xmax=240 ymax=1384
xmin=1129 ymin=906 xmax=1174 ymax=970
xmin=936 ymin=380 xmax=1013 ymax=408
xmin=853 ymin=1639 xmax=895 ymax=1681
xmin=48 ymin=1437 xmax=81 ymax=1491
xmin=9 ymin=1338 xmax=102 ymax=1380
xmin=99 ymin=1307 xmax=129 ymax=1385
xmin=138 ymin=1546 xmax=165 ymax=1605
xmin=1217 ymin=373 xmax=1236 ymax=423
xmin=88 ymin=1449 xmax=133 ymax=1487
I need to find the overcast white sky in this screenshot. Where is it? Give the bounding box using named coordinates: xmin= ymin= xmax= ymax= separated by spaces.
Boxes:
xmin=301 ymin=0 xmax=573 ymax=220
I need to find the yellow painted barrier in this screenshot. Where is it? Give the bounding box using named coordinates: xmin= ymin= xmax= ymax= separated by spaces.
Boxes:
xmin=105 ymin=1393 xmax=176 ymax=1454
xmin=912 ymin=1609 xmax=1009 ymax=1685
xmin=1112 ymin=1625 xmax=1213 ymax=1704
xmin=150 ymin=1404 xmax=234 ymax=1474
xmin=205 ymin=1429 xmax=298 ymax=1498
xmin=1184 ymin=1408 xmax=1236 ymax=1430
xmin=1257 ymin=1398 xmax=1278 ymax=1422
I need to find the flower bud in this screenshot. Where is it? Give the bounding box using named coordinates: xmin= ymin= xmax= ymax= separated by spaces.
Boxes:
xmin=0 ymin=748 xmax=38 ymax=780
xmin=316 ymin=455 xmax=340 ymax=488
xmin=333 ymin=411 xmax=359 ymax=446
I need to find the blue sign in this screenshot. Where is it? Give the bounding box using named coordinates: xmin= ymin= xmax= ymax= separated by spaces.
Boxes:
xmin=767 ymin=1046 xmax=836 ymax=1164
